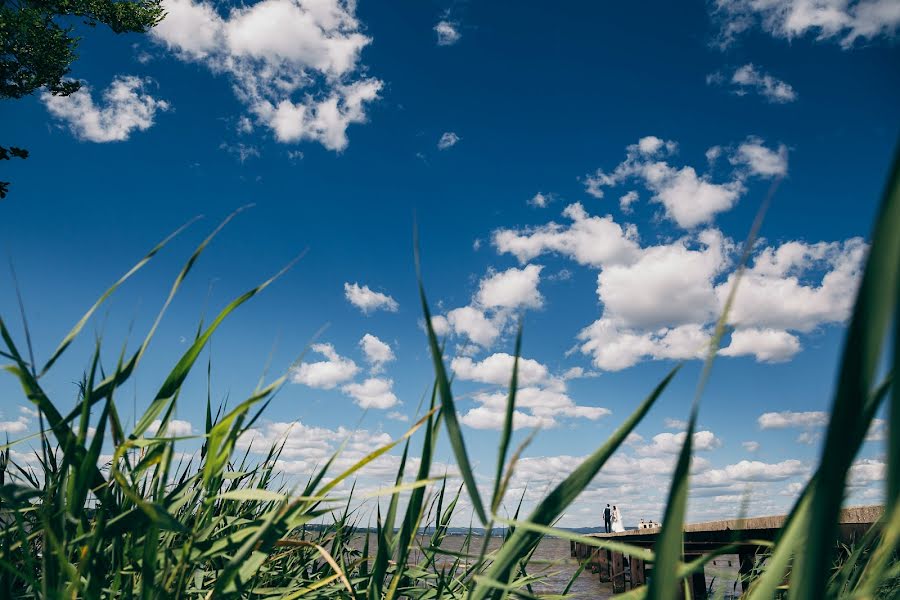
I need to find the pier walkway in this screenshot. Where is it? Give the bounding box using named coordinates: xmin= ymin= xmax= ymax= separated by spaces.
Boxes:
xmin=569 ymin=505 xmax=883 ymax=597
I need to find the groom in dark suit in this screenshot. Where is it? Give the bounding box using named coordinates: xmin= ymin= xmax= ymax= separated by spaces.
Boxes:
xmin=603 ymin=504 xmax=611 ymax=533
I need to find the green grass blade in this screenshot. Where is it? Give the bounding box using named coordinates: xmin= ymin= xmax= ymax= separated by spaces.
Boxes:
xmin=492 ymin=324 xmax=521 ymax=515
xmin=415 ymin=241 xmax=488 ymax=526
xmin=470 ymin=366 xmax=678 ymax=599
xmin=794 ymin=148 xmax=900 ymax=600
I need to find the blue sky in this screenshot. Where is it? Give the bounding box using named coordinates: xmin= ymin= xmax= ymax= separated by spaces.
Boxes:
xmin=0 ymin=0 xmax=898 ymax=526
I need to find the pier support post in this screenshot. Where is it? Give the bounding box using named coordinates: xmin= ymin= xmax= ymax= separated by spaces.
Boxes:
xmin=597 ymin=549 xmax=610 ymax=582
xmin=630 ymin=557 xmax=645 ymax=587
xmin=611 ymin=551 xmax=625 ymax=593
xmin=570 ymin=540 xmax=576 ymax=557
xmin=684 ymin=556 xmax=707 ymax=600
xmin=739 ymin=550 xmax=756 ymax=591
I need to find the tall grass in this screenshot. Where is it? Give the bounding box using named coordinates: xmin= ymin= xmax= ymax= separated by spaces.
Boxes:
xmin=0 ymin=154 xmax=897 ymax=598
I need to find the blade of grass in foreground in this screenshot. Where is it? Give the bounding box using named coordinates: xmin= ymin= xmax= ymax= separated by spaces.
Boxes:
xmin=492 ymin=325 xmax=522 ymax=514
xmin=469 ymin=366 xmax=678 ymax=600
xmin=792 ymin=149 xmax=900 ymax=600
xmin=415 ymin=232 xmax=487 ymax=526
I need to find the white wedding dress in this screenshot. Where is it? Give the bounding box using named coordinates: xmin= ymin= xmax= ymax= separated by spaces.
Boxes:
xmin=611 ymin=508 xmax=625 ymax=532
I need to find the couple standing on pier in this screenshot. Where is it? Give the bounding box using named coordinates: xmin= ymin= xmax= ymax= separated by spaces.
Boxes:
xmin=603 ymin=504 xmax=625 ymax=533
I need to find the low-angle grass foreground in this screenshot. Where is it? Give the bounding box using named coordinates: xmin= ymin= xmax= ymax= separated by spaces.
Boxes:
xmin=0 ymin=156 xmax=898 ymax=599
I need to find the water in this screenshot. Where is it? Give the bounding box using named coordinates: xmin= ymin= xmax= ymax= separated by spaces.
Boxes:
xmin=404 ymin=535 xmax=616 ymax=598
xmin=354 ymin=535 xmax=744 ymax=598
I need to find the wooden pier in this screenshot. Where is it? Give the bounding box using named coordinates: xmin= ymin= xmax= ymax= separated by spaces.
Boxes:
xmin=568 ymin=505 xmax=883 ymax=597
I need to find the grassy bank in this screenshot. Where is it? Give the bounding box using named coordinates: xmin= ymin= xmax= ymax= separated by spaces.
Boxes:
xmin=0 ymin=154 xmax=898 ymax=599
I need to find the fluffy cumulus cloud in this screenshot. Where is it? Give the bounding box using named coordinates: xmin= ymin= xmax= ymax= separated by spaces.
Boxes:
xmin=446 ymin=306 xmax=501 ymax=347
xmin=0 ymin=413 xmax=30 ymax=434
xmin=460 ymin=385 xmax=609 ymax=430
xmin=148 ymin=419 xmax=194 ymax=436
xmin=529 ymin=192 xmax=553 ymax=208
xmin=359 ymin=333 xmax=394 ymax=372
xmin=582 ymin=135 xmax=786 ymax=229
xmin=758 ymin=410 xmax=829 ymax=429
xmin=476 ymin=265 xmax=544 ymax=310
xmin=342 ymin=377 xmax=398 ymax=409
xmin=438 ymin=131 xmax=460 ymax=149
xmin=730 ymin=137 xmax=789 ymax=177
xmin=237 ymin=420 xmax=398 ymax=481
xmin=42 ymin=76 xmax=170 ymax=142
xmin=596 ymin=229 xmax=728 ymax=329
xmin=720 ymin=328 xmax=800 ymax=362
xmin=718 ymin=64 xmax=798 ymax=103
xmin=493 ymin=187 xmax=864 ymax=370
xmin=693 ymin=459 xmax=808 ymax=487
xmin=434 ymin=20 xmax=461 ymax=45
xmin=291 ymin=343 xmax=359 ymax=388
xmin=344 ymin=283 xmax=399 ymax=314
xmin=720 ymin=238 xmax=866 ymax=332
xmin=430 ymin=264 xmax=549 ymax=349
xmin=493 ymin=202 xmax=642 ymax=267
xmin=711 ymin=0 xmax=900 ymax=48
xmin=152 ymin=0 xmax=381 ymax=150
xmin=635 ymin=430 xmax=722 ymax=456
xmin=451 ymin=352 xmax=550 ymax=386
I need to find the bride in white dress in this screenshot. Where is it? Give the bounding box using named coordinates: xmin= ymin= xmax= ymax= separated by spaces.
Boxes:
xmin=611 ymin=505 xmax=625 ymax=533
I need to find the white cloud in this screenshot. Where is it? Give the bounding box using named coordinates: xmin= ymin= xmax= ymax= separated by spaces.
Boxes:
xmin=344 ymin=282 xmax=399 ymax=314
xmin=796 ymin=430 xmax=821 ymax=445
xmin=461 ymin=385 xmax=609 ymax=431
xmin=720 ymin=238 xmax=867 ymax=332
xmin=577 ymin=319 xmax=710 ymax=371
xmin=42 ymin=76 xmax=170 ymax=142
xmin=237 ymin=419 xmax=399 ymax=482
xmin=847 ymin=459 xmax=885 ymax=487
xmin=427 ymin=315 xmax=451 ymax=337
xmin=359 ymin=334 xmax=394 ymax=372
xmin=387 ymin=411 xmax=408 ymax=422
xmin=438 ymin=131 xmax=460 ymax=149
xmin=497 ymin=196 xmax=863 ymax=371
xmin=342 ymin=377 xmax=398 ymax=409
xmin=529 ymin=192 xmax=552 ymax=208
xmin=476 ymin=265 xmax=544 ymax=310
xmin=619 ymin=190 xmax=639 ymax=213
xmin=493 ymin=202 xmax=642 ymax=267
xmin=866 ymin=418 xmax=886 ymax=442
xmin=152 ymin=0 xmax=381 ymax=150
xmin=460 ymin=406 xmax=555 ymax=430
xmin=291 ymin=343 xmax=359 ymax=388
xmin=720 ymin=328 xmax=801 ymax=362
xmin=451 ymin=353 xmax=549 ymax=386
xmin=693 ymin=459 xmax=807 ymax=487
xmin=730 ymin=137 xmax=789 ymax=177
xmin=636 ymin=431 xmax=722 ymax=456
xmin=742 ymin=440 xmax=760 ymax=452
xmin=434 ymin=20 xmax=461 ymax=45
xmin=148 ymin=419 xmax=194 ymax=436
xmin=583 ymin=136 xmax=788 ymax=229
xmin=711 ymin=0 xmax=900 ymax=48
xmin=446 ymin=306 xmax=501 ymax=347
xmin=0 ymin=415 xmax=29 ymax=434
xmin=758 ymin=411 xmax=829 ymax=429
xmin=727 ymin=64 xmax=798 ymax=103
xmin=596 ymin=229 xmax=728 ymax=329
xmin=664 ymin=418 xmax=688 ymax=430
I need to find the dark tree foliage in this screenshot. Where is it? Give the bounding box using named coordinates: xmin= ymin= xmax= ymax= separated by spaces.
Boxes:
xmin=1 ymin=0 xmax=164 ymax=99
xmin=0 ymin=0 xmax=163 ymax=198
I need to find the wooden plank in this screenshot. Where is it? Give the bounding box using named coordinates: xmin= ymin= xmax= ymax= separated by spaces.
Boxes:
xmin=611 ymin=551 xmax=625 ymax=593
xmin=630 ymin=558 xmax=645 ymax=587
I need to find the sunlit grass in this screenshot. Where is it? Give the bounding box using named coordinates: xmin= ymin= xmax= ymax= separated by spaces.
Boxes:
xmin=0 ymin=154 xmax=897 ymax=598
